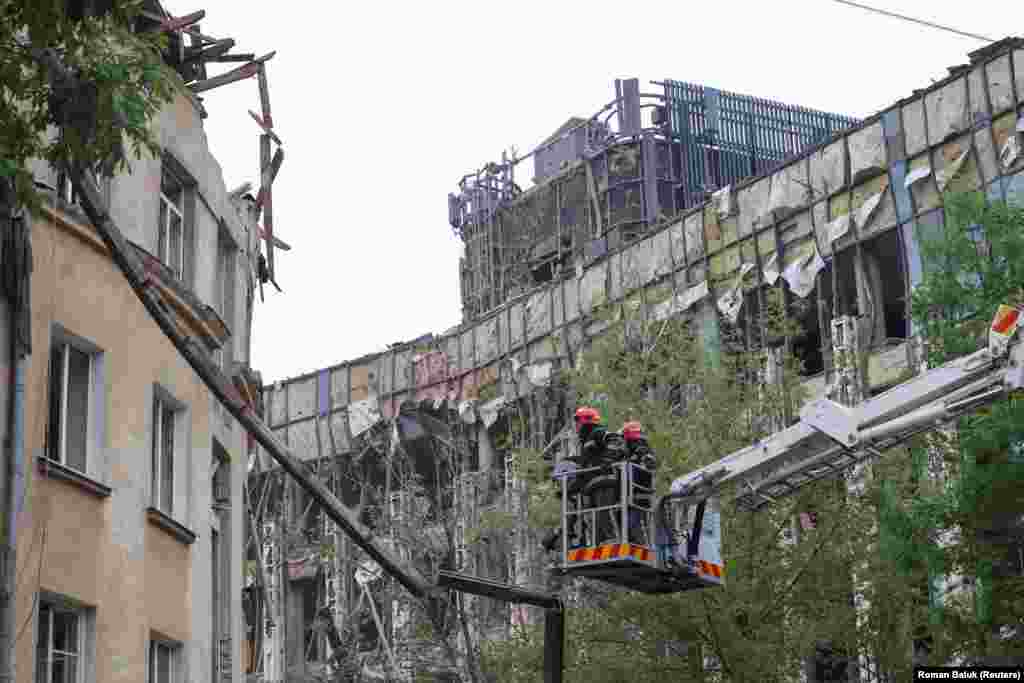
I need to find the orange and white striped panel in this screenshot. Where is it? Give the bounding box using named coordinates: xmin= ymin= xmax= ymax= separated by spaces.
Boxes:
xmin=697 ymin=559 xmax=724 ymax=580
xmin=566 ymin=543 xmax=652 ymax=563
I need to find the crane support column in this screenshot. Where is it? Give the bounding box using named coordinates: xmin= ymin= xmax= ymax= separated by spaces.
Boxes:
xmin=437 ymin=570 xmax=564 ymax=683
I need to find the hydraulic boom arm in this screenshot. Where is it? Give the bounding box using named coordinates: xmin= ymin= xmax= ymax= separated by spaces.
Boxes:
xmin=671 ymin=306 xmax=1024 ymax=511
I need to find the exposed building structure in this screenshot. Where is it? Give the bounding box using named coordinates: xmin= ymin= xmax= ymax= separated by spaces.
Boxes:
xmin=449 ymin=78 xmax=859 ymax=321
xmin=0 ymin=3 xmax=286 ymax=681
xmin=248 ymin=38 xmax=1024 ymax=681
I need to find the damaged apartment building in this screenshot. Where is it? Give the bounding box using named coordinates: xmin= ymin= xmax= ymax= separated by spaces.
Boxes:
xmin=0 ymin=3 xmax=286 ymax=682
xmin=246 ymin=39 xmax=1024 ymax=680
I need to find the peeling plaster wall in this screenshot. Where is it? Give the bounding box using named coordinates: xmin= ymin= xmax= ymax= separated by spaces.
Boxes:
xmin=262 ymin=40 xmax=1024 ymax=466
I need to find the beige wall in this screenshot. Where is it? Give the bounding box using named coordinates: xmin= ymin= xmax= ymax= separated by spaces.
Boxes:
xmin=14 ymin=209 xmax=213 ymax=681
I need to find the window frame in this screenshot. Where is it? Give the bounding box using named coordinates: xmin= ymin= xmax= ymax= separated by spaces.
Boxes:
xmin=148 ymin=638 xmax=178 ymax=683
xmin=158 ymin=190 xmax=185 ymax=281
xmin=47 ymin=332 xmax=101 ymax=476
xmin=151 ymin=386 xmax=185 ymax=518
xmin=57 ymin=171 xmax=78 ymax=205
xmin=158 ymin=154 xmax=195 ymax=287
xmin=36 ymin=600 xmax=85 ymax=683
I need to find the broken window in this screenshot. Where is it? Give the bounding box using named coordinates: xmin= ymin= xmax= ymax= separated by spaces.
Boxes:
xmin=862 ymin=230 xmax=909 ymax=342
xmin=790 ymin=289 xmax=824 ymax=377
xmin=47 ymin=333 xmax=99 ymax=473
xmin=151 ymin=391 xmax=181 ymax=516
xmin=829 ymin=230 xmax=909 ymax=354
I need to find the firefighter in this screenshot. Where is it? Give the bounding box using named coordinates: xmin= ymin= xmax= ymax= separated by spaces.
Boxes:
xmin=622 ymin=421 xmax=656 ymax=544
xmin=542 ymin=406 xmax=608 ymax=552
xmin=573 ymin=408 xmax=629 ymax=545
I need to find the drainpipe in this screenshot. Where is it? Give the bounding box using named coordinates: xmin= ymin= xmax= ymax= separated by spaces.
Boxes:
xmin=0 ymin=352 xmax=25 ymax=683
xmin=0 ymin=185 xmax=27 ymax=683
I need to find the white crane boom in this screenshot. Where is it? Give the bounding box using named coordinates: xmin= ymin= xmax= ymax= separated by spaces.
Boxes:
xmin=670 ymin=305 xmax=1024 ymax=511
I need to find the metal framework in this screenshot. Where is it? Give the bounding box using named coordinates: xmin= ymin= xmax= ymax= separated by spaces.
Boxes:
xmin=448 ymin=77 xmax=859 ymax=321
xmin=671 ymin=305 xmax=1024 ymax=510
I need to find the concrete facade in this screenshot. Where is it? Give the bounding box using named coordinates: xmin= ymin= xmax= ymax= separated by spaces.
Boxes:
xmin=0 ymin=82 xmax=261 ymax=682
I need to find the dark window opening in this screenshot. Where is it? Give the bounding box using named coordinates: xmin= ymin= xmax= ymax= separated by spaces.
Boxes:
xmin=833 ymin=249 xmax=859 ymax=319
xmin=863 ymin=230 xmax=909 ymax=342
xmin=791 ymin=288 xmax=824 ymax=377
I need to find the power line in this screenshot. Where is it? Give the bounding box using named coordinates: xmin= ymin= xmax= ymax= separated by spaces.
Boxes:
xmin=829 ymin=0 xmax=995 ymax=43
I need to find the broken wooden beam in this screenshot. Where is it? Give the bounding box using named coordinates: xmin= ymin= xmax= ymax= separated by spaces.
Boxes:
xmin=209 ymin=54 xmax=255 ymax=63
xmin=190 ymin=61 xmax=260 ymax=93
xmin=256 ymin=225 xmax=291 ymax=251
xmin=257 ymin=64 xmax=273 ymax=129
xmin=158 ymin=9 xmax=205 ymax=33
xmin=248 ymin=111 xmax=282 ymax=146
xmin=260 ymin=134 xmax=275 ymax=281
xmin=256 ymin=147 xmax=284 ymax=210
xmin=184 ymin=38 xmax=235 ymax=64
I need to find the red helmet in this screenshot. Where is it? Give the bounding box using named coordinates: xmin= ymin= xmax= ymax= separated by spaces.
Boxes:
xmin=622 ymin=421 xmax=644 ymax=441
xmin=574 ymin=407 xmax=601 ymax=431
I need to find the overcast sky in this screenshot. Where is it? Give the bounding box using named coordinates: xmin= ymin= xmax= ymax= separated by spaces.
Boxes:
xmin=165 ymin=0 xmax=1013 ymax=383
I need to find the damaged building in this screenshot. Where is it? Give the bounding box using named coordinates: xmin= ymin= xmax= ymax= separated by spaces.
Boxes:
xmin=247 ymin=39 xmax=1024 ymax=681
xmin=0 ymin=2 xmax=286 ymax=682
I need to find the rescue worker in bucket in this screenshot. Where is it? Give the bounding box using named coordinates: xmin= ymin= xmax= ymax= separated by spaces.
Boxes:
xmin=542 ymin=408 xmax=656 ymax=550
xmin=541 ymin=406 xmax=604 ymax=552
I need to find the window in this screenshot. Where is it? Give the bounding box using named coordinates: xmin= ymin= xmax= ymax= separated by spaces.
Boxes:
xmin=149 ymin=640 xmax=177 ymax=683
xmin=47 ymin=339 xmax=96 ymax=473
xmin=151 ymin=395 xmax=178 ymax=515
xmin=217 ymin=228 xmax=237 ymax=377
xmin=157 ymin=157 xmax=194 ymax=285
xmin=57 ymin=171 xmax=78 ymax=205
xmin=157 ymin=188 xmax=184 ymax=281
xmin=36 ymin=602 xmax=83 ymax=683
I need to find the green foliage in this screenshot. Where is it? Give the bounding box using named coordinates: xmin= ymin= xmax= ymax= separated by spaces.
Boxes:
xmin=910 ymin=192 xmax=1024 ymax=365
xmin=481 ymin=287 xmax=885 ymax=681
xmin=886 ymin=190 xmax=1024 ymax=662
xmin=481 ymin=193 xmax=1024 ymax=678
xmin=0 ymin=0 xmax=178 ymax=209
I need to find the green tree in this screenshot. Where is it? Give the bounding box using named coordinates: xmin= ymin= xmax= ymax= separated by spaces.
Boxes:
xmin=879 ymin=191 xmax=1024 ymax=666
xmin=482 ymin=290 xmax=893 ymax=682
xmin=0 ymin=0 xmax=176 ymax=208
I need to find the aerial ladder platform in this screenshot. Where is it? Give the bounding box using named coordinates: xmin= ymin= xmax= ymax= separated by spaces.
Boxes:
xmin=554 ymin=304 xmax=1024 ymax=595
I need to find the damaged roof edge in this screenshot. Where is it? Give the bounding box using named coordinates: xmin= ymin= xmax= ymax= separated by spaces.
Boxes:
xmin=262 ymin=36 xmax=1024 ymax=395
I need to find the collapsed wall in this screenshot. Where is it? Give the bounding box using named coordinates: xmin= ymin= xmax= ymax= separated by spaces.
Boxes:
xmin=245 ymin=37 xmax=1024 ymax=680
